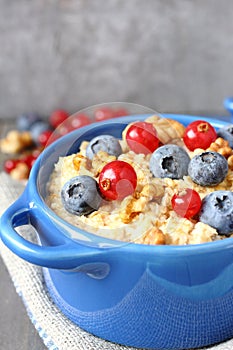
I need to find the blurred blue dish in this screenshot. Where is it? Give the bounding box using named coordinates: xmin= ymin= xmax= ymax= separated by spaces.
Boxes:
xmin=224 ymin=97 xmax=233 ymax=117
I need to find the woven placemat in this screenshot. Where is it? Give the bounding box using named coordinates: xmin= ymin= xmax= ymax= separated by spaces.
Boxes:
xmin=0 ymin=170 xmax=233 ymax=350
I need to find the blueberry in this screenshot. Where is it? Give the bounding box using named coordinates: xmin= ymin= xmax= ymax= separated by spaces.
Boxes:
xmin=17 ymin=113 xmax=43 ymax=131
xmin=217 ymin=125 xmax=233 ymax=148
xmin=30 ymin=121 xmax=51 ymax=144
xmin=188 ymin=151 xmax=228 ymax=186
xmin=86 ymin=135 xmax=122 ymax=160
xmin=149 ymin=144 xmax=190 ymax=179
xmin=199 ymin=191 xmax=233 ymax=235
xmin=61 ymin=175 xmax=102 ymax=216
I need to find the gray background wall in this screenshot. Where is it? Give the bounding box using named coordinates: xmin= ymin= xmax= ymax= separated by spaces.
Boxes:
xmin=1 ymin=0 xmax=233 ymax=119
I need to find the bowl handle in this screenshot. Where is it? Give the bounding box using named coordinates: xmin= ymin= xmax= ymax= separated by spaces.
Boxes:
xmin=0 ymin=199 xmax=107 ymax=270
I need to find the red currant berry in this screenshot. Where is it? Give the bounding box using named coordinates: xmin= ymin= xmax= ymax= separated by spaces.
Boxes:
xmin=183 ymin=120 xmax=217 ymax=151
xmin=99 ymin=160 xmax=137 ymax=200
xmin=113 ymin=108 xmax=129 ymax=118
xmin=38 ymin=130 xmax=53 ymax=147
xmin=69 ymin=113 xmax=91 ymax=130
xmin=4 ymin=159 xmax=20 ymax=173
xmin=32 ymin=148 xmax=42 ymax=158
xmin=94 ymin=107 xmax=115 ymax=122
xmin=20 ymin=154 xmax=37 ymax=169
xmin=126 ymin=121 xmax=160 ymax=155
xmin=49 ymin=109 xmax=69 ymax=129
xmin=56 ymin=123 xmax=73 ymax=137
xmin=171 ymin=188 xmax=202 ymax=219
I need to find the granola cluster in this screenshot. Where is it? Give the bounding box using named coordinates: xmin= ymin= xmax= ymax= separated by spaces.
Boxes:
xmin=0 ymin=130 xmax=33 ymax=154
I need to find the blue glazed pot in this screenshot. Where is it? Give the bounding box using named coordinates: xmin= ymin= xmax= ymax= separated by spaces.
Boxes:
xmin=1 ymin=114 xmax=233 ymax=350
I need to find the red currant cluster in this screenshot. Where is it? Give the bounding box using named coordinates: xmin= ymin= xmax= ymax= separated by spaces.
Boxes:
xmin=4 ymin=149 xmax=41 ymax=180
xmin=3 ymin=107 xmax=129 ymax=180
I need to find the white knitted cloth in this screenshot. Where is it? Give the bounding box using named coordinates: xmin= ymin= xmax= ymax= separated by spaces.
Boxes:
xmin=0 ymin=171 xmax=233 ymax=350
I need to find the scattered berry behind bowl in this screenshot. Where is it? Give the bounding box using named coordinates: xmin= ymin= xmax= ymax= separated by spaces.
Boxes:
xmin=1 ymin=106 xmax=130 ymax=180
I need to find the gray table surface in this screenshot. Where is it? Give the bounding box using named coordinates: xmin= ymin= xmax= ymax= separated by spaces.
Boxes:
xmin=0 ymin=121 xmax=46 ymax=350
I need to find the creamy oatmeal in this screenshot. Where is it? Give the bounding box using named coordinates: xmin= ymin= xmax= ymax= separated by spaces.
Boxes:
xmin=46 ymin=115 xmax=233 ymax=245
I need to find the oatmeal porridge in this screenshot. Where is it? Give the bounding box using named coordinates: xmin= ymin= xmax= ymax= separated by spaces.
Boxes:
xmin=46 ymin=115 xmax=233 ymax=245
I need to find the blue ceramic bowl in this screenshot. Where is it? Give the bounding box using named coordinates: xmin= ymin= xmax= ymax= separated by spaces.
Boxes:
xmin=1 ymin=114 xmax=233 ymax=350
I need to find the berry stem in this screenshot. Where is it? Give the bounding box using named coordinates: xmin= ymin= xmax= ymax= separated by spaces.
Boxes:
xmin=101 ymin=178 xmax=111 ymax=191
xmin=197 ymin=122 xmax=209 ymax=133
